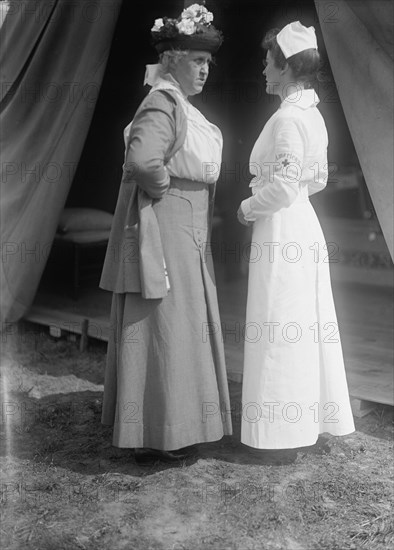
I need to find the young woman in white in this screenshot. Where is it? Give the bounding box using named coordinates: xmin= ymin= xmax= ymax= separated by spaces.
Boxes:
xmin=238 ymin=22 xmax=355 ymax=454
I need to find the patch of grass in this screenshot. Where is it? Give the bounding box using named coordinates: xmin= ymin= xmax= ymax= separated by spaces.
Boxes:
xmin=1 ymin=330 xmax=393 ymax=550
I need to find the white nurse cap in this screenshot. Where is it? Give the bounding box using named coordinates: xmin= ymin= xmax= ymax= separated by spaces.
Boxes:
xmin=276 ymin=21 xmax=318 ymax=59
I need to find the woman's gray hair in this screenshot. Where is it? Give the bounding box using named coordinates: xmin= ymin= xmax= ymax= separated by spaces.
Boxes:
xmin=159 ymin=50 xmax=189 ymax=70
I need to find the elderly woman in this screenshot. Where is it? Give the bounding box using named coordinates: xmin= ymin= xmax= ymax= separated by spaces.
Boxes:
xmin=238 ymin=22 xmax=355 ymax=456
xmin=100 ymin=5 xmax=232 ymax=463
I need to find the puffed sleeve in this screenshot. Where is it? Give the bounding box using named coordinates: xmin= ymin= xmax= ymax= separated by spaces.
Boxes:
xmin=124 ymin=91 xmax=176 ymax=199
xmin=241 ymin=117 xmax=305 ymax=220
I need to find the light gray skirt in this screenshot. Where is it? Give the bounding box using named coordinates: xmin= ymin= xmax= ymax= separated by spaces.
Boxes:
xmin=101 ymin=178 xmax=232 ymax=450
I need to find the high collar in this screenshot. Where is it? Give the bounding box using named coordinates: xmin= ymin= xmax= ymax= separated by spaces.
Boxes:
xmin=144 ymin=64 xmax=187 ymax=99
xmin=280 ymin=88 xmax=320 ymax=110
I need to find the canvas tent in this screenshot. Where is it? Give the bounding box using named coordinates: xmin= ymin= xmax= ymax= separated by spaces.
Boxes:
xmin=1 ymin=0 xmax=393 ymax=324
xmin=315 ymin=0 xmax=393 ymax=257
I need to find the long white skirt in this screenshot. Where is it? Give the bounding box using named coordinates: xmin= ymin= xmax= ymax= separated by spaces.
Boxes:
xmin=241 ymin=199 xmax=355 ymax=449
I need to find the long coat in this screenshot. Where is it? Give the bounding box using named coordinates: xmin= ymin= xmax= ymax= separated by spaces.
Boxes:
xmin=100 ymin=90 xmax=186 ymax=297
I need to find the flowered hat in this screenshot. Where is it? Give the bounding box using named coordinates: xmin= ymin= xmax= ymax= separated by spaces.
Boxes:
xmin=151 ymin=3 xmax=223 ymax=54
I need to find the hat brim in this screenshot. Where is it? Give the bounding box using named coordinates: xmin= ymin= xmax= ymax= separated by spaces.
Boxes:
xmin=153 ymin=30 xmax=223 ymax=54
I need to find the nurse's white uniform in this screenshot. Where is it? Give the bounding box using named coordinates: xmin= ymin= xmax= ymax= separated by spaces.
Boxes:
xmin=240 ymin=89 xmax=355 ymax=449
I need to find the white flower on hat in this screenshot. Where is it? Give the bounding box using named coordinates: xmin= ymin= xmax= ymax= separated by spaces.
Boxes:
xmin=182 ymin=4 xmax=200 ymax=18
xmin=181 ymin=4 xmax=213 ymax=25
xmin=182 ymin=4 xmax=204 ymax=19
xmin=176 ymin=18 xmax=196 ymax=35
xmin=151 ymin=18 xmax=164 ymax=32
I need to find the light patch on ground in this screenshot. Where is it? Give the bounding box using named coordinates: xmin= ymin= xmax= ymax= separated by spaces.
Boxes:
xmin=0 ymin=358 xmax=103 ymax=398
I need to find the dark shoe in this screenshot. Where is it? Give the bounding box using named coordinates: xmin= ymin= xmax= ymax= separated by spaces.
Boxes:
xmin=172 ymin=445 xmax=199 ymax=458
xmin=246 ymin=447 xmax=298 ymax=465
xmin=299 ymin=436 xmax=331 ymax=456
xmin=134 ymin=447 xmax=191 ymax=464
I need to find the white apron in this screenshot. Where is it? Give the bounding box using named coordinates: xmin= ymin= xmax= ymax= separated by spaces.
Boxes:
xmin=240 ymin=90 xmax=355 ymax=449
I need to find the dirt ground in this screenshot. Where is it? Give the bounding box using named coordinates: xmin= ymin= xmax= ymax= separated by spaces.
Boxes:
xmin=1 ymin=328 xmax=393 ymax=550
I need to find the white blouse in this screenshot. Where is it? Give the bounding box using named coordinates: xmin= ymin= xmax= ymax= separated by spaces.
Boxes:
xmin=148 ymin=71 xmax=223 ymax=184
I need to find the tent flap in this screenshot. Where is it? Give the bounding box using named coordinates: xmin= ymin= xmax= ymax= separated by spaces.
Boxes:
xmin=0 ymin=0 xmax=122 ymax=323
xmin=315 ymin=0 xmax=394 ymax=260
